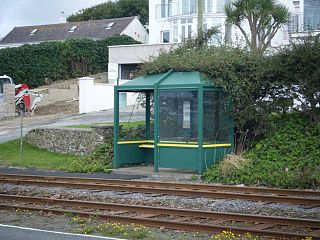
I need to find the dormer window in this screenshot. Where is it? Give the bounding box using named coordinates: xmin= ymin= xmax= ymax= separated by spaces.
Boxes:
xmin=105 ymin=22 xmax=115 ymax=29
xmin=29 ymin=29 xmax=38 ymax=35
xmin=68 ymin=26 xmax=78 ymax=33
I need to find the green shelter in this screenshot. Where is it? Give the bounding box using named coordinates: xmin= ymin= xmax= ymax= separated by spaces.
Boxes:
xmin=113 ymin=70 xmax=233 ymax=174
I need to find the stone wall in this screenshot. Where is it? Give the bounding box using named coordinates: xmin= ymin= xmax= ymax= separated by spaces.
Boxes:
xmin=25 ymin=125 xmax=114 ymax=156
xmin=0 ymin=83 xmax=15 ymax=120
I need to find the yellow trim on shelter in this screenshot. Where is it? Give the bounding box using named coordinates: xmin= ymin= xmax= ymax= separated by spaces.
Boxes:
xmin=139 ymin=144 xmax=155 ymax=148
xmin=157 ymin=143 xmax=199 ymax=148
xmin=203 ymin=143 xmax=232 ymax=148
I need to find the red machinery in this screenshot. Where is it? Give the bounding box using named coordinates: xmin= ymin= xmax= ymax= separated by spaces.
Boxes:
xmin=15 ymin=83 xmax=31 ymax=112
xmin=0 ymin=75 xmax=43 ymax=113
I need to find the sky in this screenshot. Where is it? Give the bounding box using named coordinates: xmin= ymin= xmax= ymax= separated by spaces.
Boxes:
xmin=0 ymin=0 xmax=109 ymax=39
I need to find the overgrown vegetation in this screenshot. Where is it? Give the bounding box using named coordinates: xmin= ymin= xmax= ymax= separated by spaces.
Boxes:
xmin=0 ymin=35 xmax=140 ymax=88
xmin=204 ymin=113 xmax=320 ymax=188
xmin=67 ymin=0 xmax=149 ymax=26
xmin=139 ymin=35 xmax=320 ymax=137
xmin=139 ymin=32 xmax=320 ymax=188
xmin=65 ymin=143 xmax=113 ymax=173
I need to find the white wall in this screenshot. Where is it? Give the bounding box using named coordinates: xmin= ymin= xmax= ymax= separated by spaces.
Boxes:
xmin=79 ymin=77 xmax=114 ymax=114
xmin=108 ymin=43 xmax=179 ymax=83
xmin=122 ymin=17 xmax=149 ymax=43
xmin=149 ymin=0 xmax=171 ymax=43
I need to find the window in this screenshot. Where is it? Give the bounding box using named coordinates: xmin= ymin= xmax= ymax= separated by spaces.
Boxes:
xmin=216 ymin=0 xmax=225 ymax=13
xmin=173 ymin=24 xmax=178 ymax=42
xmin=203 ymin=23 xmax=207 ymax=33
xmin=120 ymin=64 xmax=139 ymax=80
xmin=105 ymin=22 xmax=115 ymax=29
xmin=159 ymin=91 xmax=198 ymax=142
xmin=0 ymin=78 xmax=12 ymax=94
xmin=29 ymin=29 xmax=38 ymax=35
xmin=304 ymin=0 xmax=320 ymax=31
xmin=205 ymin=0 xmax=213 ymax=13
xmin=68 ymin=26 xmax=77 ymax=33
xmin=182 ymin=0 xmax=197 ymax=15
xmin=162 ymin=31 xmax=170 ymax=43
xmin=203 ymin=91 xmax=230 ymax=143
xmin=181 ymin=25 xmax=186 ymax=40
xmin=161 ymin=0 xmax=172 ymax=18
xmin=188 ymin=25 xmax=192 ymax=38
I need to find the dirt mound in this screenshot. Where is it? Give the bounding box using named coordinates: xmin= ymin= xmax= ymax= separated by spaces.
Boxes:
xmin=35 ymin=100 xmax=78 ymax=116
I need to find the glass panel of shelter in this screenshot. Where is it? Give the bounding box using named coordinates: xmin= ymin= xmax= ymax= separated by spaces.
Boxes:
xmin=159 ymin=90 xmax=198 ymax=143
xmin=203 ymin=90 xmax=231 ymax=144
xmin=118 ymin=91 xmax=147 ymax=141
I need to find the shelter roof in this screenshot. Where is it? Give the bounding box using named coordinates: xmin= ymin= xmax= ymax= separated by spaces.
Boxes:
xmin=117 ymin=71 xmax=214 ymax=91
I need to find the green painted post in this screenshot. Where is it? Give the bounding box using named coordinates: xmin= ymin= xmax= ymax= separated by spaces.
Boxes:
xmin=152 ymin=70 xmax=174 ymax=173
xmin=146 ymin=91 xmax=151 ymax=139
xmin=197 ymin=86 xmax=204 ymax=175
xmin=113 ymin=87 xmax=120 ymax=168
xmin=228 ymin=95 xmax=234 ymax=153
xmin=153 ymin=89 xmax=159 ymax=172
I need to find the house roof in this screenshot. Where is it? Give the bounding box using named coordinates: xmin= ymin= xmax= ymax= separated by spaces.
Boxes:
xmin=117 ymin=70 xmax=215 ymax=91
xmin=0 ymin=16 xmax=136 ymax=44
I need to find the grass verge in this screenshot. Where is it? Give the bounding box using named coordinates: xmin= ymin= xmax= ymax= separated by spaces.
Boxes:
xmin=67 ymin=215 xmax=261 ymax=240
xmin=0 ymin=139 xmax=80 ymax=170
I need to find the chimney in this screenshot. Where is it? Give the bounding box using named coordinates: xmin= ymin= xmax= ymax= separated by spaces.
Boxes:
xmin=60 ymin=11 xmax=67 ymax=23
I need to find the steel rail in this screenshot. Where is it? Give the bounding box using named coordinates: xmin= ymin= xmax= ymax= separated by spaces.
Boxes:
xmin=1 ymin=173 xmax=319 ymax=197
xmin=0 ymin=194 xmax=319 ymax=239
xmin=0 ymin=174 xmax=319 ymax=205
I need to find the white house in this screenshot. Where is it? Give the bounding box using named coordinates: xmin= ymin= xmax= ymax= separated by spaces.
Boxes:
xmin=148 ymin=0 xmax=320 ymax=47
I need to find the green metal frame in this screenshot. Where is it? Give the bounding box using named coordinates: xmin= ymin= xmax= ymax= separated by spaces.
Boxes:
xmin=113 ymin=70 xmax=234 ymax=174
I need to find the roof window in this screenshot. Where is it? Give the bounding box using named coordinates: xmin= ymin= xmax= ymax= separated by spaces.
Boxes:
xmin=29 ymin=29 xmax=38 ymax=35
xmin=68 ymin=26 xmax=78 ymax=33
xmin=105 ymin=22 xmax=115 ymax=29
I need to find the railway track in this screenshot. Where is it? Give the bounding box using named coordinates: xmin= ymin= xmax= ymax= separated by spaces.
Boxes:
xmin=0 ymin=193 xmax=319 ymax=239
xmin=0 ymin=173 xmax=319 ymax=205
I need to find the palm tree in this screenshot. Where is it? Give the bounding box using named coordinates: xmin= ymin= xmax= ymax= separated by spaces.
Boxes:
xmin=225 ymin=0 xmax=289 ymax=53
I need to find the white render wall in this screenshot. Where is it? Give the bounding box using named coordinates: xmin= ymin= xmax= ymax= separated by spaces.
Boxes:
xmin=79 ymin=77 xmax=139 ymax=113
xmin=79 ymin=77 xmax=114 ymax=114
xmin=122 ymin=17 xmax=149 ymax=43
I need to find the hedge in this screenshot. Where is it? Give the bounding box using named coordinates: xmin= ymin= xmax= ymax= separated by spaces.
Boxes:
xmin=0 ymin=35 xmax=140 ymax=88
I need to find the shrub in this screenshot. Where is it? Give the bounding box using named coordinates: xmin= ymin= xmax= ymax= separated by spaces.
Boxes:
xmin=65 ymin=143 xmax=113 ymax=173
xmin=0 ymin=35 xmax=140 ymax=88
xmin=204 ymin=113 xmax=320 ymax=189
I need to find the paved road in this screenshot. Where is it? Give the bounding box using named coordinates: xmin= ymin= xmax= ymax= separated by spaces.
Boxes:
xmin=0 ymin=107 xmax=145 ymax=143
xmin=0 ymin=224 xmax=123 ymax=240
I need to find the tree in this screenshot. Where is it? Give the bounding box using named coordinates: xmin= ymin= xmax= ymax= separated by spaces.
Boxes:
xmin=272 ymin=35 xmax=320 ymax=123
xmin=225 ymin=0 xmax=289 ymax=53
xmin=67 ymin=0 xmax=149 ymax=26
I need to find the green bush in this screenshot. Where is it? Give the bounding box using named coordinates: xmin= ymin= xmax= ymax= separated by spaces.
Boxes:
xmin=0 ymin=35 xmax=140 ymax=88
xmin=204 ymin=113 xmax=320 ymax=189
xmin=65 ymin=143 xmax=113 ymax=173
